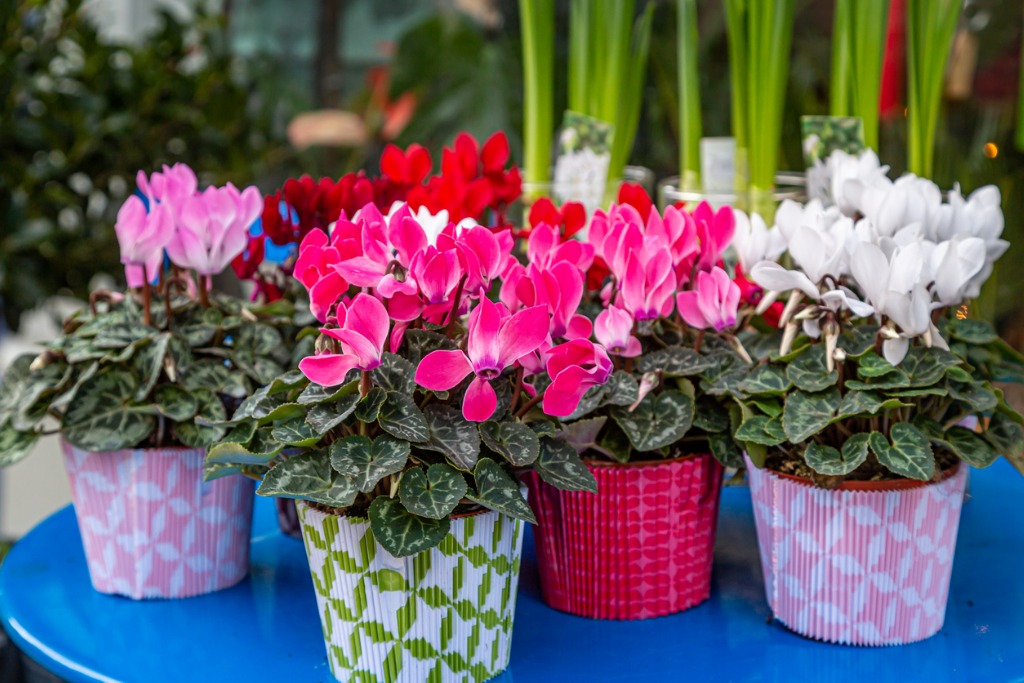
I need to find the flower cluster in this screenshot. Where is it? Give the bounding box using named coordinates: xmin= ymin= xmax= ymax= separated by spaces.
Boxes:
xmin=750 ymin=148 xmax=1009 ymax=365
xmin=231 ymin=132 xmax=521 ymax=303
xmin=116 ymin=163 xmax=261 ymax=296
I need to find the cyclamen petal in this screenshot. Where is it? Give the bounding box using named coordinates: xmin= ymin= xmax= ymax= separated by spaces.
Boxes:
xmin=496 ymin=305 xmax=550 ymax=367
xmin=415 ymin=350 xmax=474 ymax=391
xmin=299 ymin=353 xmax=360 ymax=387
xmin=463 ymin=376 xmax=498 ymax=422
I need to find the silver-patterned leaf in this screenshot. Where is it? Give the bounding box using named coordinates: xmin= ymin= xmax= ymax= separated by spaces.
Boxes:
xmin=331 ymin=434 xmax=410 ymax=493
xmin=174 ymin=387 xmax=227 ymax=448
xmin=637 ymin=346 xmax=715 ymax=376
xmin=306 ymin=394 xmax=360 ymax=436
xmin=610 ymin=390 xmax=694 ymax=452
xmin=368 ymin=497 xmax=450 ymax=558
xmin=377 ymin=391 xmax=429 ymax=443
xmin=479 ymin=420 xmax=541 ymax=466
xmin=371 ymin=353 xmax=417 ymax=394
xmin=534 ymin=437 xmax=598 ymax=492
xmin=153 ymin=385 xmax=198 ymax=422
xmin=62 ymin=367 xmax=155 ymax=451
xmin=398 ymin=464 xmax=467 ymax=519
xmin=805 ymin=434 xmax=869 ymax=476
xmin=868 ymin=425 xmax=934 ymax=480
xmin=466 ymin=458 xmax=536 ymax=524
xmin=420 ymin=404 xmax=481 ymax=471
xmin=782 ymin=388 xmax=840 ymax=443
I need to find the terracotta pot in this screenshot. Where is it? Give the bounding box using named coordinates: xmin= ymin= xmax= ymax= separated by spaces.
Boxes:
xmin=62 ymin=440 xmax=254 ymax=599
xmin=298 ymin=503 xmax=525 ymax=682
xmin=746 ymin=454 xmax=969 ymax=645
xmin=525 ymin=452 xmax=723 ymax=620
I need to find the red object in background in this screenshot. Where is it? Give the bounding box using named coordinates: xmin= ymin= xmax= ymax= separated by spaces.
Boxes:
xmin=616 ymin=182 xmax=654 ymax=219
xmin=734 ymin=265 xmax=783 ymax=328
xmin=525 ymin=453 xmax=723 ymax=620
xmin=879 ymin=0 xmax=906 ymax=119
xmin=525 ymin=197 xmax=586 ymax=240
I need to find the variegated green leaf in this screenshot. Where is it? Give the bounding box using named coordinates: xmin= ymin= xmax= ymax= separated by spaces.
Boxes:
xmin=610 ymin=390 xmax=694 ymax=452
xmin=835 ymin=391 xmax=909 ymax=420
xmin=297 ymin=377 xmax=360 ymax=405
xmin=786 ymin=346 xmax=838 ymax=392
xmin=420 ymin=404 xmax=480 ymax=471
xmin=805 ymin=433 xmax=869 ymax=476
xmin=945 ymin=426 xmax=997 ymax=468
xmin=354 ymin=387 xmax=388 ymax=422
xmin=604 ymin=371 xmax=639 ymax=406
xmin=466 ymin=458 xmax=536 ymax=524
xmin=948 ymin=382 xmax=998 ymax=414
xmin=371 ymin=353 xmax=417 ymax=394
xmin=693 ymin=398 xmax=730 ymax=433
xmin=306 ymin=394 xmax=359 ymax=435
xmin=782 ymin=388 xmax=840 ymax=443
xmin=708 ymin=432 xmax=742 ymax=468
xmin=868 ymin=424 xmax=934 ymax=480
xmin=899 ymin=347 xmax=962 ymax=387
xmin=131 ymin=332 xmax=171 ymax=400
xmin=738 ymin=365 xmax=792 ymax=396
xmin=399 ymin=329 xmax=457 ymax=366
xmin=377 ymin=392 xmax=429 ymax=443
xmin=535 ymin=436 xmax=598 ymax=492
xmin=736 ymin=416 xmax=786 ymax=446
xmin=153 ymin=385 xmax=198 ymax=422
xmin=206 ymin=439 xmax=282 ymax=467
xmin=331 ymin=434 xmax=410 ymax=493
xmin=174 ymin=387 xmax=227 ymax=448
xmin=857 ymin=351 xmax=903 ymax=379
xmin=398 ymin=463 xmax=467 ymax=519
xmin=270 ymin=418 xmax=320 ymax=447
xmin=369 ymin=496 xmax=450 ymax=558
xmin=0 ymin=422 xmax=40 ymax=467
xmin=62 ymin=368 xmax=155 ymax=451
xmin=946 ymin=318 xmax=998 ymax=344
xmin=258 ymin=452 xmax=358 ymax=508
xmin=637 ymin=346 xmax=715 ymax=376
xmin=479 ymin=420 xmax=540 ymax=466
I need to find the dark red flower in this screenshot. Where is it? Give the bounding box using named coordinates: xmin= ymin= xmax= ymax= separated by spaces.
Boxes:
xmin=617 ymin=182 xmax=653 ymax=220
xmin=232 ymin=233 xmax=265 ymax=280
xmin=526 ymin=197 xmax=587 ymax=241
xmin=734 ymin=265 xmax=783 ymax=328
xmin=380 ymin=143 xmax=432 ymax=187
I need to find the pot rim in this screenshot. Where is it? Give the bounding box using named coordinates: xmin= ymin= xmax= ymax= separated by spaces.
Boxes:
xmin=582 ymin=451 xmax=712 ymax=469
xmin=60 ymin=437 xmax=202 ymax=455
xmin=761 ymin=460 xmax=962 ymax=492
xmin=297 ymin=499 xmax=501 ymax=522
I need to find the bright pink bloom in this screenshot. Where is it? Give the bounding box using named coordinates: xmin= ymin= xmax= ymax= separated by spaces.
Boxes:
xmin=692 ymin=202 xmax=735 ymax=272
xmin=441 ymin=224 xmax=508 ymax=295
xmin=114 ymin=195 xmax=175 ymax=288
xmin=414 ymin=299 xmax=549 ymax=422
xmin=676 ymin=266 xmax=741 ymax=332
xmin=501 ymin=262 xmax=591 ymax=340
xmin=409 ymin=245 xmax=463 ymax=322
xmin=294 ymin=229 xmax=349 ymax=322
xmin=542 ymin=340 xmax=613 ymax=417
xmin=594 ymin=306 xmax=641 ymax=357
xmin=299 ymin=294 xmax=389 ymax=386
xmin=136 ymin=163 xmax=198 ymax=214
xmin=620 ymin=247 xmax=677 ymax=322
xmin=166 ymin=183 xmax=261 ymax=276
xmin=526 ymin=222 xmax=594 ymax=272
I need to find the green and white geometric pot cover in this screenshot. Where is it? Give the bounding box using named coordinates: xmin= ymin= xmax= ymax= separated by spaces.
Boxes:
xmin=298 ymin=502 xmax=525 ymax=683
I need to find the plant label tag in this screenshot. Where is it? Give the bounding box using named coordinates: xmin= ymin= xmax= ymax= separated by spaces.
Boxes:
xmin=552 ymin=111 xmax=614 ymax=215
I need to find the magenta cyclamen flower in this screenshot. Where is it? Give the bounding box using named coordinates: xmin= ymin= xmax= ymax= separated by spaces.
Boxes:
xmin=299 ymin=294 xmax=390 ymax=386
xmin=167 ymin=184 xmax=262 ymax=276
xmin=692 ymin=202 xmax=736 ymax=272
xmin=676 ymin=267 xmax=741 ymax=332
xmin=294 ymin=229 xmax=348 ymax=322
xmin=543 ymin=340 xmax=613 ymax=417
xmin=620 ymin=246 xmax=677 ymax=322
xmin=594 ymin=305 xmax=641 ymax=357
xmin=415 ymin=298 xmax=549 ymax=422
xmin=114 ymin=196 xmax=175 ymax=288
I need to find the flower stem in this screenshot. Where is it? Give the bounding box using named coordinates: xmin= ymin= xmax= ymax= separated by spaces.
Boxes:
xmin=198 ymin=275 xmax=210 ymax=308
xmin=515 ymin=392 xmax=544 ymax=419
xmin=142 ymin=279 xmax=152 ymax=326
xmin=445 ymin=275 xmax=467 ymax=337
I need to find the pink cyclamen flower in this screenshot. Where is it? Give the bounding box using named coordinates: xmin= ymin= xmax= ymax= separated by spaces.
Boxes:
xmin=136 ymin=163 xmax=197 ymax=214
xmin=620 ymin=246 xmax=677 ymax=322
xmin=294 ymin=229 xmax=349 ymax=322
xmin=299 ymin=293 xmax=390 ymax=386
xmin=415 ymin=299 xmax=549 ymax=422
xmin=693 ymin=201 xmax=735 ymax=273
xmin=542 ymin=339 xmax=613 ymax=417
xmin=594 ymin=305 xmax=641 ymax=357
xmin=675 ymin=266 xmax=741 ymax=332
xmin=166 ymin=183 xmax=262 ymax=276
xmin=114 ymin=195 xmax=175 ymax=288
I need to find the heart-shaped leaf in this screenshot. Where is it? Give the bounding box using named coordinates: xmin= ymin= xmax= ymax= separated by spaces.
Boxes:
xmin=835 ymin=390 xmax=909 ymax=420
xmin=558 ymin=417 xmax=607 ymax=453
xmin=693 ymin=398 xmax=730 ymax=433
xmin=782 ymin=388 xmax=840 ymax=443
xmin=786 ymin=346 xmax=838 ymax=392
xmin=948 ymin=382 xmax=998 ymax=414
xmin=377 ymin=391 xmax=429 ymax=443
xmin=371 ymin=353 xmax=417 ymax=394
xmin=534 ymin=437 xmax=598 ymax=492
xmin=258 ymin=452 xmax=358 ymax=507
xmin=899 ymin=347 xmax=962 ymax=387
xmin=610 ymin=390 xmax=694 ymax=452
xmin=946 ymin=318 xmax=998 ymax=344
xmin=306 ymin=394 xmax=360 ymax=435
xmin=480 ymin=420 xmax=541 ymax=466
xmin=420 ymin=404 xmax=481 ymax=470
xmin=398 ymin=464 xmax=467 ymax=519
xmin=868 ymin=424 xmax=935 ymax=480
xmin=331 ymin=434 xmax=410 ymax=493
xmin=63 ymin=367 xmax=155 ymax=451
xmin=369 ymin=497 xmax=450 ymax=558
xmin=270 ymin=418 xmax=320 ymax=447
xmin=637 ymin=346 xmax=715 ymax=376
xmin=297 ymin=377 xmax=360 ymax=405
xmin=604 ymin=371 xmax=639 ymax=406
xmin=354 ymin=387 xmax=388 ymax=422
xmin=153 ymin=385 xmax=198 ymax=422
xmin=736 ymin=416 xmax=786 ymax=446
xmin=400 ymin=330 xmax=458 ymax=366
xmin=0 ymin=422 xmax=39 ymax=467
xmin=708 ymin=432 xmax=742 ymax=468
xmin=945 ymin=426 xmax=997 ymax=468
xmin=805 ymin=433 xmax=869 ymax=476
xmin=466 ymin=458 xmax=536 ymax=524
xmin=174 ymin=387 xmax=228 ymax=447
xmin=856 ymin=351 xmax=904 ymax=379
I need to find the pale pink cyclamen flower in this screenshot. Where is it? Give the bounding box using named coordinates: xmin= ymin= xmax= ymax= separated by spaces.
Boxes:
xmin=594 ymin=305 xmax=641 ymax=357
xmin=114 ymin=196 xmax=175 ymax=288
xmin=543 ymin=339 xmax=613 ymax=417
xmin=299 ymin=293 xmax=389 ymax=386
xmin=166 ymin=183 xmax=262 ymax=276
xmin=136 ymin=163 xmax=198 ymax=214
xmin=414 ymin=298 xmax=549 ymax=422
xmin=675 ymin=266 xmax=741 ymax=331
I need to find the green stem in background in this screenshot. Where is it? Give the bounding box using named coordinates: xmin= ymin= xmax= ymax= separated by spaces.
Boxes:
xmin=568 ymin=0 xmax=590 ymax=114
xmin=677 ymin=0 xmax=702 ymax=190
xmin=519 ymin=0 xmax=554 ymax=185
xmin=830 ymin=0 xmax=853 ymax=116
xmin=850 ymin=0 xmax=889 ymax=150
xmin=906 ymin=0 xmax=960 ymax=177
xmin=609 ymin=2 xmax=654 ymax=184
xmin=724 ymin=0 xmax=748 ymax=193
xmin=747 ymin=0 xmax=795 ymax=195
xmin=1017 ymin=9 xmax=1024 ymax=151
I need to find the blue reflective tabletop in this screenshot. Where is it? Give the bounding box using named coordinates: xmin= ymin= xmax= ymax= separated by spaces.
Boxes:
xmin=2 ymin=461 xmax=1023 ymax=682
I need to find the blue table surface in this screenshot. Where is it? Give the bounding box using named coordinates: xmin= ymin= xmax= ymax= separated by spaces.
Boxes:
xmin=2 ymin=461 xmax=1023 ymax=683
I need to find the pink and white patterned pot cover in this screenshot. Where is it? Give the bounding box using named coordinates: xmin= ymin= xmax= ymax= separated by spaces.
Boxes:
xmin=61 ymin=440 xmax=254 ymax=599
xmin=746 ymin=455 xmax=969 ymax=645
xmin=525 ymin=453 xmax=723 ymax=620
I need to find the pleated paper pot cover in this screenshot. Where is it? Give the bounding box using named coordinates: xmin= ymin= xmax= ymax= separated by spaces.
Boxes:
xmin=298 ymin=502 xmax=525 ymax=683
xmin=61 ymin=440 xmax=255 ymax=599
xmin=746 ymin=454 xmax=969 ymax=645
xmin=525 ymin=453 xmax=724 ymax=620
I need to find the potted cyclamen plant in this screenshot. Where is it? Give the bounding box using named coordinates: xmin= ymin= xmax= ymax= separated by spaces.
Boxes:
xmin=207 ymin=201 xmax=599 ymax=683
xmin=232 ymin=131 xmax=524 ymax=539
xmin=519 ymin=191 xmax=773 ymax=620
xmin=735 ymin=149 xmax=1024 ymax=645
xmin=0 ymin=163 xmax=304 ymax=599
